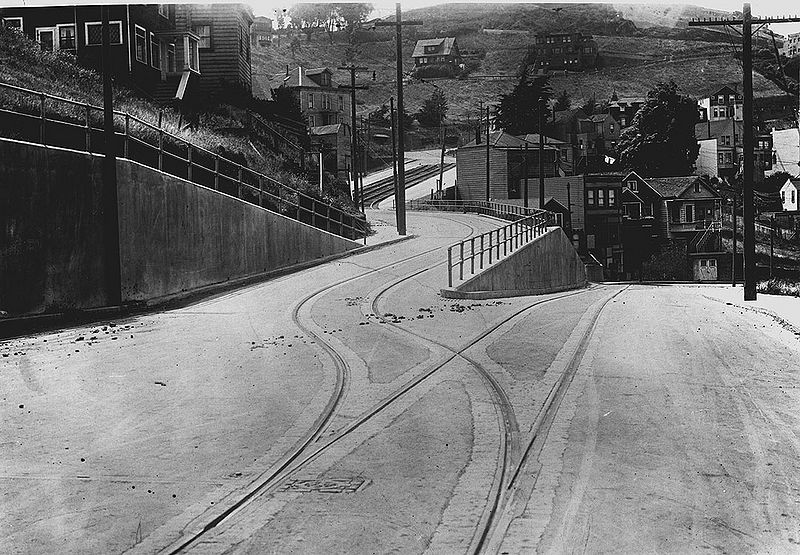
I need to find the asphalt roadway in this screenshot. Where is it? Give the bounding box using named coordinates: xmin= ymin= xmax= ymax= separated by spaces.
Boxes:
xmin=2 ymin=208 xmax=800 ymax=554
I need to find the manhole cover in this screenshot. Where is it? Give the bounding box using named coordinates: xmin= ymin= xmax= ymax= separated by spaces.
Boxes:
xmin=278 ymin=476 xmax=370 ymax=494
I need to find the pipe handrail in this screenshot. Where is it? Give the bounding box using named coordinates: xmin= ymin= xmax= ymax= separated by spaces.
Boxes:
xmin=0 ymin=80 xmax=366 ymax=241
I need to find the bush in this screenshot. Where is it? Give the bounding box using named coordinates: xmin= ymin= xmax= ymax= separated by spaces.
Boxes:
xmin=757 ymin=278 xmax=800 ymax=297
xmin=412 ymin=63 xmax=458 ymax=79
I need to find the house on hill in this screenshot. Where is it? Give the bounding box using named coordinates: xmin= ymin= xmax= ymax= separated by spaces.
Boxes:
xmin=608 ymin=96 xmax=644 ymax=129
xmin=531 ymin=33 xmax=598 ymax=71
xmin=695 ymin=119 xmax=773 ymax=181
xmin=251 ymin=15 xmax=272 ymax=47
xmin=697 ymin=84 xmax=743 ymax=122
xmin=412 ymin=37 xmax=461 ymax=68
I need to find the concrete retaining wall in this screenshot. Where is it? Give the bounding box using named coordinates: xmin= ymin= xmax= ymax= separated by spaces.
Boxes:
xmin=442 ymin=227 xmax=587 ymax=299
xmin=0 ymin=139 xmax=360 ymax=315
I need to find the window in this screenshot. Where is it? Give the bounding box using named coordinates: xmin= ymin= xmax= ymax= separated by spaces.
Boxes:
xmin=608 ymin=189 xmax=616 ymax=206
xmin=700 ymin=259 xmax=707 ymax=267
xmin=782 ymin=190 xmax=786 ymax=202
xmin=150 ymin=33 xmax=160 ymax=69
xmin=192 ymin=24 xmax=211 ymax=49
xmin=308 ymin=114 xmax=316 ymax=127
xmin=694 ymin=182 xmax=700 ymax=193
xmin=308 ymin=93 xmax=314 ymax=109
xmin=717 ymin=94 xmax=725 ymax=104
xmin=134 ymin=25 xmax=147 ymax=63
xmin=597 ymin=189 xmax=606 ymax=206
xmin=322 ymin=94 xmax=331 ymax=110
xmin=623 ymin=203 xmax=641 ymax=219
xmin=85 ymin=21 xmax=123 ymax=46
xmin=722 ymin=135 xmax=731 ymax=146
xmin=425 ymin=45 xmax=436 ymax=53
xmin=620 ymin=117 xmax=626 ymax=127
xmin=718 ymin=152 xmax=725 ymax=165
xmin=685 ymin=204 xmax=694 ymax=223
xmin=3 ymin=17 xmax=23 ymax=32
xmin=58 ymin=24 xmax=76 ymax=49
xmin=793 ymin=190 xmax=796 ymax=204
xmin=338 ymin=95 xmax=344 ymax=111
xmin=587 ymin=189 xmax=596 ymax=206
xmin=320 ymin=72 xmax=330 ymax=87
xmin=158 ymin=4 xmax=169 ymax=18
xmin=627 ymin=180 xmax=638 ymax=192
xmin=709 ymin=259 xmax=716 ymax=267
xmin=36 ymin=27 xmax=55 ymax=52
xmin=166 ymin=42 xmax=176 ymax=72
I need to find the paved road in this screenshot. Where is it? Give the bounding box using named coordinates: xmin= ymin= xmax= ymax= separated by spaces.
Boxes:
xmin=2 ymin=210 xmax=800 ymax=554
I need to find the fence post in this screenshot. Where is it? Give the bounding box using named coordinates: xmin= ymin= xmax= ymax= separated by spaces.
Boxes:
xmin=326 ymin=204 xmax=331 ymax=232
xmin=448 ymin=247 xmax=453 ymax=288
xmin=124 ymin=114 xmax=129 ymax=158
xmin=214 ymin=155 xmax=219 ymax=190
xmin=84 ymin=104 xmax=91 ymax=151
xmin=237 ymin=167 xmax=243 ymax=198
xmin=158 ymin=129 xmax=163 ymax=171
xmin=39 ymin=93 xmax=46 ymax=144
xmin=187 ymin=145 xmax=193 ymax=181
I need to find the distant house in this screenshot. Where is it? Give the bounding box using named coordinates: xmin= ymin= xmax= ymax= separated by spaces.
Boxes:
xmin=531 ymin=33 xmax=597 ymax=71
xmin=521 ymin=133 xmax=574 ymax=175
xmin=697 ymin=84 xmax=742 ymax=122
xmin=0 ymin=4 xmax=199 ymax=100
xmin=695 ymin=119 xmax=773 ymax=181
xmin=250 ymin=15 xmax=272 ymax=47
xmin=780 ymin=31 xmax=800 ymax=58
xmin=174 ymin=4 xmax=253 ymax=98
xmin=608 ymin=96 xmax=644 ymax=129
xmin=309 ymin=123 xmax=351 ymax=179
xmin=455 ymin=131 xmax=560 ymax=201
xmin=412 ymin=37 xmax=461 ymax=67
xmin=780 ymin=177 xmax=799 ymax=211
xmin=549 ymin=108 xmax=613 ymax=173
xmin=275 ymin=67 xmax=351 ymax=128
xmin=584 ymin=173 xmax=624 ymax=278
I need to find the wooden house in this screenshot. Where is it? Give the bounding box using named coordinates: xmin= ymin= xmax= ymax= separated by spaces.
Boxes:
xmin=174 ymin=4 xmax=253 ymax=99
xmin=531 ymin=33 xmax=598 ymax=71
xmin=309 ymin=123 xmax=351 ymax=179
xmin=411 ymin=37 xmax=461 ymax=68
xmin=0 ymin=4 xmax=199 ymax=100
xmin=275 ymin=67 xmax=351 ymax=129
xmin=584 ymin=173 xmax=624 ymax=278
xmin=780 ymin=177 xmax=799 ymax=212
xmin=455 ymin=131 xmax=560 ymax=202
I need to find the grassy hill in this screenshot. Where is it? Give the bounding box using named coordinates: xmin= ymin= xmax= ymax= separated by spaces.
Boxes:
xmin=253 ymin=2 xmax=785 ymax=129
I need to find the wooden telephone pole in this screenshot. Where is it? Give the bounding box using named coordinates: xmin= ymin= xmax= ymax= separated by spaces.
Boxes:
xmin=376 ymin=4 xmax=422 ymax=236
xmin=338 ymin=64 xmax=368 ymax=210
xmin=690 ymin=5 xmax=800 ymax=301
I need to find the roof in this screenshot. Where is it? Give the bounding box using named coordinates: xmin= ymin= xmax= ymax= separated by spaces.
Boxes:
xmin=610 ymin=97 xmax=645 ymax=106
xmin=553 ymin=108 xmax=587 ymax=125
xmin=643 ymin=176 xmax=707 ymax=198
xmin=589 ymin=113 xmax=610 ymax=123
xmin=781 ymin=178 xmax=800 ymax=190
xmin=521 ymin=133 xmax=567 ymax=145
xmin=310 ymin=124 xmax=343 ymax=136
xmin=696 ymin=83 xmax=740 ymax=100
xmin=412 ymin=37 xmax=457 ymax=58
xmin=461 ymin=131 xmax=558 ymax=149
xmin=276 ymin=67 xmax=341 ymax=89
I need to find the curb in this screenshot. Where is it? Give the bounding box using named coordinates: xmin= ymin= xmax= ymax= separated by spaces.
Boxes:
xmin=0 ymin=234 xmax=415 ymax=340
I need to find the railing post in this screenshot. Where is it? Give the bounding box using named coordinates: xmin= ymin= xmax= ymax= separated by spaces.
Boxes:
xmin=326 ymin=204 xmax=331 ymax=232
xmin=258 ymin=176 xmax=263 ymax=207
xmin=470 ymin=238 xmax=475 ymax=275
xmin=480 ymin=235 xmax=484 ymax=269
xmin=39 ymin=93 xmax=46 ymax=144
xmin=496 ymin=229 xmax=501 ymax=259
xmin=459 ymin=241 xmax=464 ymax=281
xmin=503 ymin=226 xmax=507 ymax=256
xmin=489 ymin=233 xmax=493 ymax=264
xmin=158 ymin=129 xmax=163 ymax=171
xmin=214 ymin=155 xmax=219 ymax=190
xmin=237 ymin=167 xmax=243 ymax=198
xmin=124 ymin=114 xmax=129 ymax=158
xmin=448 ymin=247 xmax=453 ymax=288
xmin=187 ymin=145 xmax=193 ymax=181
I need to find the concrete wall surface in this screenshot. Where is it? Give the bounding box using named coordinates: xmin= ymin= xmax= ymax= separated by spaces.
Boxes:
xmin=0 ymin=140 xmax=109 ymax=314
xmin=116 ymin=160 xmax=360 ymax=302
xmin=444 ymin=227 xmax=587 ymax=299
xmin=1 ymin=138 xmax=361 ymax=315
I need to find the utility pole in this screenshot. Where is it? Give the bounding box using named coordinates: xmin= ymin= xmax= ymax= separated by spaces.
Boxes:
xmin=690 ymin=5 xmax=800 ymax=301
xmin=770 ymin=215 xmax=775 ymax=278
xmin=390 ymin=97 xmax=398 ymax=208
xmin=376 ymin=4 xmax=422 ymax=235
xmin=438 ymin=123 xmax=446 ymax=196
xmin=732 ymin=194 xmax=737 ymax=286
xmin=485 ymin=105 xmax=490 ymax=201
xmin=101 ymin=6 xmax=121 ymax=306
xmin=338 ymin=64 xmax=368 ymax=210
xmin=539 ymin=99 xmax=545 ymax=209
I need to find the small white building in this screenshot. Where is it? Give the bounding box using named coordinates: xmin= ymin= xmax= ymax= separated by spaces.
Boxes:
xmin=780 ymin=177 xmax=799 ymax=211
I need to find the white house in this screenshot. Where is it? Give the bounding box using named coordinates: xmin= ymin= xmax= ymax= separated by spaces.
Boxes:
xmin=780 ymin=177 xmax=799 ymax=211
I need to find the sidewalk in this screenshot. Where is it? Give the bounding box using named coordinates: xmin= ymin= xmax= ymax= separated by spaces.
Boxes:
xmin=696 ymin=284 xmax=800 ymax=334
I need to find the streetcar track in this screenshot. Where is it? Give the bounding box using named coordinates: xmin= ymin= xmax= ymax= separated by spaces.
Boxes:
xmin=165 ymin=214 xmax=483 ymax=553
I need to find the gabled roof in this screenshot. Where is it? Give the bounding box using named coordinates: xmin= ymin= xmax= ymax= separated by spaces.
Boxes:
xmin=521 ymin=133 xmax=567 ymax=145
xmin=461 ymin=131 xmax=558 ymax=149
xmin=642 ymin=176 xmax=718 ymax=199
xmin=696 ymin=83 xmax=740 ymax=100
xmin=412 ymin=37 xmax=457 ymax=58
xmin=310 ymin=123 xmax=343 ymax=136
xmin=780 ymin=177 xmax=800 ymax=190
xmin=589 ymin=113 xmax=611 ymax=123
xmin=277 ymin=67 xmax=341 ymax=89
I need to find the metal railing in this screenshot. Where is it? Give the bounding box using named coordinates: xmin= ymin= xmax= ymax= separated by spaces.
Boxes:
xmin=0 ymin=81 xmax=367 ymax=241
xmin=446 ymin=209 xmax=554 ymax=287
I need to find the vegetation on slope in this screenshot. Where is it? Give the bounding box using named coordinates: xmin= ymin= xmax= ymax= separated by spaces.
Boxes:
xmin=0 ymin=26 xmax=359 ymax=215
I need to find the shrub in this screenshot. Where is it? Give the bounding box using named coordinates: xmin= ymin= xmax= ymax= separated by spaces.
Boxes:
xmin=757 ymin=278 xmax=800 ymax=297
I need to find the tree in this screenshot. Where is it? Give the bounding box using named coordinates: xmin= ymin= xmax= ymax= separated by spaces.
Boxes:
xmin=494 ymin=76 xmax=552 ymax=135
xmin=338 ymin=3 xmax=373 ymax=41
xmin=581 ymin=96 xmax=597 ymax=115
xmin=617 ymin=81 xmax=699 ymax=177
xmin=416 ymin=89 xmax=448 ymax=127
xmin=554 ymin=90 xmax=571 ymax=111
xmin=270 ymin=86 xmax=306 ymax=126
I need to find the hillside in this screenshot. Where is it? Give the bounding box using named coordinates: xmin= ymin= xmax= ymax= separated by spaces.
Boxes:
xmin=253 ymin=2 xmax=785 ymax=127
